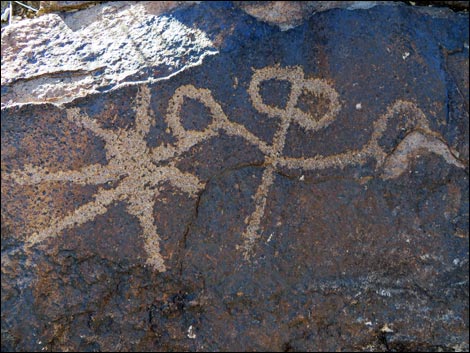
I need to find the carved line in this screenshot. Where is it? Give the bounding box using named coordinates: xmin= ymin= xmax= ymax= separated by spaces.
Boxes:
xmin=9 ymin=86 xmax=207 ymax=272
xmin=5 ymin=66 xmax=466 ymax=272
xmin=240 ymin=67 xmax=465 ymax=256
xmin=241 ymin=65 xmax=342 ymax=256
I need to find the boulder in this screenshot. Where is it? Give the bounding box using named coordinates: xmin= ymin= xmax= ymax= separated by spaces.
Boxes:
xmin=1 ymin=1 xmax=211 ymax=106
xmin=1 ymin=1 xmax=468 ymax=351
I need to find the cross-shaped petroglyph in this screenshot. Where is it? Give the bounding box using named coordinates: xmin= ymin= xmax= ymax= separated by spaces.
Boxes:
xmin=240 ymin=65 xmax=341 ymax=257
xmin=242 ymin=66 xmax=466 ymax=257
xmin=4 ymin=65 xmax=466 ymax=271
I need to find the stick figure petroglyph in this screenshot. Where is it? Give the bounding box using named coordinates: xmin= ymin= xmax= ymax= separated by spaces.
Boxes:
xmin=241 ymin=66 xmax=465 ymax=258
xmin=241 ymin=65 xmax=341 ymax=257
xmin=4 ymin=65 xmax=466 ymax=271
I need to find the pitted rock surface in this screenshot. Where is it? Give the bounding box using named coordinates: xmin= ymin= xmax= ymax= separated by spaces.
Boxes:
xmin=1 ymin=1 xmax=469 ymax=351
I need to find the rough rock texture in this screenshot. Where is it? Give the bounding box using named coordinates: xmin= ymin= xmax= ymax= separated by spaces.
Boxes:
xmin=409 ymin=1 xmax=470 ymax=11
xmin=1 ymin=1 xmax=211 ymax=106
xmin=1 ymin=1 xmax=469 ymax=352
xmin=234 ymin=1 xmax=394 ymax=30
xmin=38 ymin=1 xmax=102 ymax=13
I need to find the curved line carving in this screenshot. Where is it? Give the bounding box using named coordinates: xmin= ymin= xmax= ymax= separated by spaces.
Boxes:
xmin=4 ymin=66 xmax=466 ymax=271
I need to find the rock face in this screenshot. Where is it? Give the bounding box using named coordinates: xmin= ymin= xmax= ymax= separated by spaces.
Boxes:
xmin=234 ymin=1 xmax=392 ymax=30
xmin=1 ymin=1 xmax=469 ymax=352
xmin=1 ymin=1 xmax=211 ymax=106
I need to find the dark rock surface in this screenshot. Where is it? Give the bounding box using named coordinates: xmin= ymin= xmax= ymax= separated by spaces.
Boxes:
xmin=1 ymin=1 xmax=469 ymax=351
xmin=407 ymin=1 xmax=470 ymax=11
xmin=233 ymin=1 xmax=394 ymax=30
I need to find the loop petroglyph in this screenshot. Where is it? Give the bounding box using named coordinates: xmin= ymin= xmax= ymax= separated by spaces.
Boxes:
xmin=4 ymin=65 xmax=466 ymax=271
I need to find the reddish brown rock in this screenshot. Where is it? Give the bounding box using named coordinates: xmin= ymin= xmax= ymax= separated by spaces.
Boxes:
xmin=1 ymin=1 xmax=469 ymax=352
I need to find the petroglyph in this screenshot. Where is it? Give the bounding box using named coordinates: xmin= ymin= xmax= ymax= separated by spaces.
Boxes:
xmin=4 ymin=66 xmax=466 ymax=271
xmin=242 ymin=68 xmax=465 ymax=257
xmin=6 ymin=86 xmax=207 ymax=272
xmin=241 ymin=65 xmax=341 ymax=257
xmin=276 ymin=100 xmax=464 ymax=174
xmin=4 ymin=80 xmax=271 ymax=272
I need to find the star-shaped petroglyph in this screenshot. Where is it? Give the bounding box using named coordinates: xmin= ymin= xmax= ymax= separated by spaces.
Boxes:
xmin=5 ymin=65 xmax=466 ymax=271
xmin=7 ymin=86 xmax=208 ymax=272
xmin=5 ymin=82 xmax=274 ymax=272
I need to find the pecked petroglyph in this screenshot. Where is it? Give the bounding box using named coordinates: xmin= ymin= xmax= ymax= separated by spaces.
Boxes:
xmin=241 ymin=65 xmax=341 ymax=257
xmin=241 ymin=67 xmax=465 ymax=257
xmin=4 ymin=80 xmax=272 ymax=272
xmin=4 ymin=66 xmax=466 ymax=271
xmin=6 ymin=86 xmax=207 ymax=272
